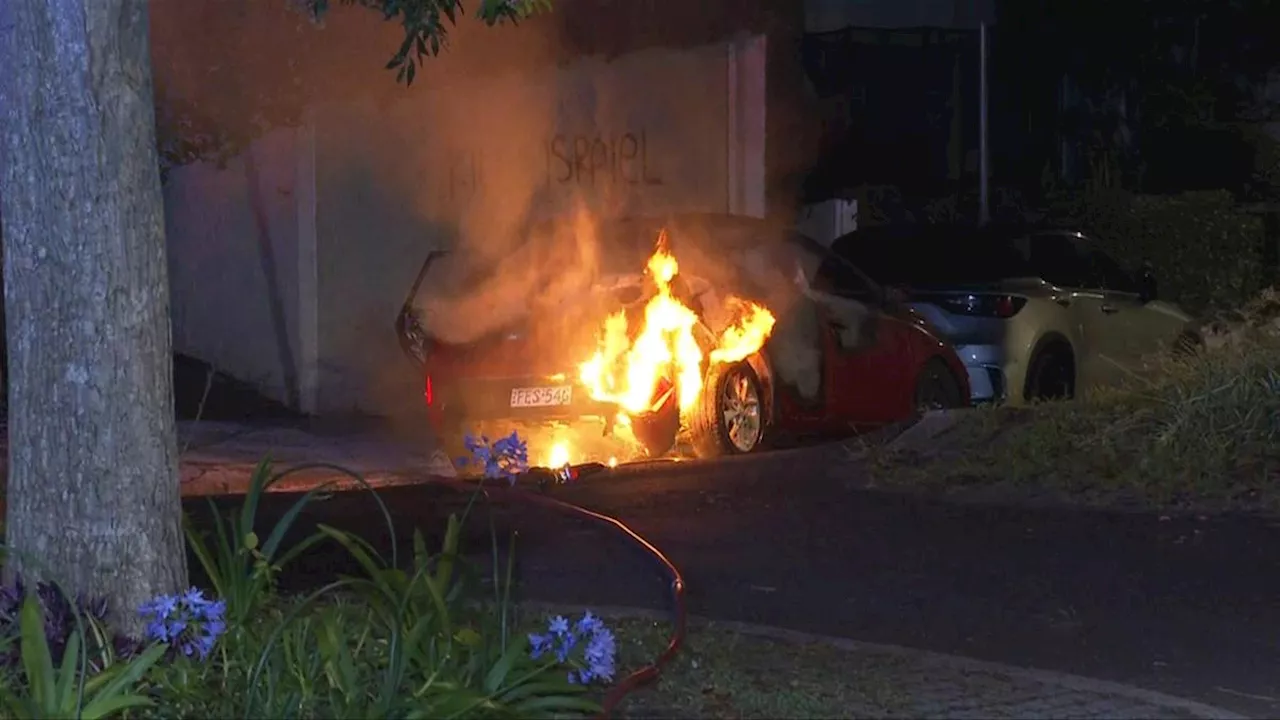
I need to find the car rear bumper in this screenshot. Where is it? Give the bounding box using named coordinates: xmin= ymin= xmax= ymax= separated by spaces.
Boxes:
xmin=426 ymin=376 xmax=619 ymax=432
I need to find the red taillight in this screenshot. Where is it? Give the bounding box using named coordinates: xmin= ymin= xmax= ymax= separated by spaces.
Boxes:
xmin=424 ymin=374 xmax=434 ymax=406
xmin=918 ymin=293 xmax=1027 ymax=319
xmin=993 ymin=295 xmax=1019 ymax=318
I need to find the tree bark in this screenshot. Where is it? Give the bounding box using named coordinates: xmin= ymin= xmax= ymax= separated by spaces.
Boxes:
xmin=0 ymin=0 xmax=186 ymax=635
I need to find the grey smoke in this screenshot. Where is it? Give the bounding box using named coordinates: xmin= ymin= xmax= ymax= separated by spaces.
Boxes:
xmin=413 ymin=213 xmax=870 ymax=404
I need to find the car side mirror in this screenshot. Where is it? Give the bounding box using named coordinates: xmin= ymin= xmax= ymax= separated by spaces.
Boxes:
xmin=1137 ymin=263 xmax=1158 ymax=303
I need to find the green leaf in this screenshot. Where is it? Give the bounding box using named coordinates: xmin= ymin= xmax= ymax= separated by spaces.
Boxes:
xmin=434 ymin=514 xmax=461 ymax=590
xmin=260 ymin=484 xmax=332 ymax=560
xmin=317 ymin=525 xmax=388 ymax=579
xmin=80 ymin=643 xmax=166 ymax=718
xmin=53 ymin=631 xmax=80 ymax=713
xmin=483 ymin=637 xmax=527 ymax=694
xmin=496 ymin=678 xmax=581 ymax=704
xmin=240 ymin=456 xmax=275 ymax=534
xmin=453 ymin=627 xmax=481 ymax=647
xmin=78 ymin=694 xmax=155 ymax=720
xmin=183 ymin=512 xmax=226 ymax=600
xmin=19 ymin=594 xmax=55 ymax=713
xmin=511 ymin=694 xmax=602 ymax=715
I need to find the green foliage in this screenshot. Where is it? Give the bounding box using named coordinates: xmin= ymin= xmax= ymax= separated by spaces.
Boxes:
xmin=0 ymin=594 xmax=165 ymax=719
xmin=0 ymin=452 xmax=599 ymax=718
xmin=996 ymin=0 xmax=1280 ymax=191
xmin=1048 ymin=189 xmax=1271 ymax=312
xmin=160 ymin=458 xmax=597 ymax=718
xmin=304 ymin=0 xmax=551 ymax=84
xmin=235 ymin=523 xmax=596 ymax=718
xmin=182 ymin=459 xmax=332 ymax=627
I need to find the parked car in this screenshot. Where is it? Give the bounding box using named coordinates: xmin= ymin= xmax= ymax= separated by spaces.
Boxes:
xmin=829 ymin=224 xmax=1200 ymax=404
xmin=395 ymin=213 xmax=971 ymax=466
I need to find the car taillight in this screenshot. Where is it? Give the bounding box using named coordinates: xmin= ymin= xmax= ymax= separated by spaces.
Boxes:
xmin=920 ymin=293 xmax=1027 ymax=319
xmin=424 ymin=374 xmax=434 ymax=406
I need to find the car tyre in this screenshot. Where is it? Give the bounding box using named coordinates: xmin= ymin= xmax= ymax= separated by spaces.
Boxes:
xmin=688 ymin=361 xmax=765 ymax=458
xmin=1024 ymin=345 xmax=1075 ymax=402
xmin=913 ymin=357 xmax=965 ymax=412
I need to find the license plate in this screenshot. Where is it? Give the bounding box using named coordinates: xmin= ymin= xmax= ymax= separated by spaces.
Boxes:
xmin=509 ymin=386 xmax=572 ymax=408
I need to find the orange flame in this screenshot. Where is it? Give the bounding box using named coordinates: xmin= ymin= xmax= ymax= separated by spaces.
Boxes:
xmin=578 ymin=229 xmax=776 ymax=426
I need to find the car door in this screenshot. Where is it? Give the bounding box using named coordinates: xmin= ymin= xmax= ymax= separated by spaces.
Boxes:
xmin=1085 ymin=243 xmax=1187 ymax=367
xmin=1025 ymin=233 xmax=1118 ymax=394
xmin=809 ymin=252 xmax=911 ymax=430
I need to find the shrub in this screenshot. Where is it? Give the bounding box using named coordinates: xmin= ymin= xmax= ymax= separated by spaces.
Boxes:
xmin=1047 ymin=189 xmax=1272 ymax=313
xmin=0 ymin=433 xmax=613 ymax=718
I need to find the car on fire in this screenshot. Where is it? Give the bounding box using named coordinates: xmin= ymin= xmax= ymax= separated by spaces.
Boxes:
xmin=395 ymin=213 xmax=971 ymax=468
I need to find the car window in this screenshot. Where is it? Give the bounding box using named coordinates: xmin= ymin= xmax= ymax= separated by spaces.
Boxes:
xmin=833 ymin=225 xmax=1033 ymax=288
xmin=1084 ymin=246 xmax=1138 ymax=293
xmin=813 ymin=251 xmax=879 ymax=302
xmin=1027 ymin=234 xmax=1097 ymax=289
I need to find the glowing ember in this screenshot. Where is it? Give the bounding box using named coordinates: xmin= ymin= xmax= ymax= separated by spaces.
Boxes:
xmin=578 ymin=229 xmax=776 ymax=428
xmin=607 ymin=456 xmax=618 ymax=468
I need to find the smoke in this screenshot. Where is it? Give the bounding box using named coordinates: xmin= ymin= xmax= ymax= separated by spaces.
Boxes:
xmin=150 ymin=1 xmax=820 ymax=416
xmin=413 ymin=204 xmax=603 ymax=344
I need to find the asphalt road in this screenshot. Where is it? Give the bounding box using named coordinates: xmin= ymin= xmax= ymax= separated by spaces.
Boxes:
xmin=185 ymin=445 xmax=1280 ymax=718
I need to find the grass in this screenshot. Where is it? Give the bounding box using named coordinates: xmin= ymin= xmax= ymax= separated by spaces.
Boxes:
xmin=867 ymin=292 xmax=1280 ymax=514
xmin=600 ymin=614 xmax=911 ymax=719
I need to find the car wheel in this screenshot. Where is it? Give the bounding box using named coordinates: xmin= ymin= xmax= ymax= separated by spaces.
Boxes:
xmin=1024 ymin=345 xmax=1075 ymax=402
xmin=913 ymin=358 xmax=965 ymax=412
xmin=689 ymin=361 xmax=765 ymax=458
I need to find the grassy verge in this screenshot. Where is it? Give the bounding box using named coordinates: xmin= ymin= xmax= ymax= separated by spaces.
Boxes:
xmin=868 ymin=301 xmax=1280 ymax=514
xmin=601 ymin=614 xmax=910 ymax=719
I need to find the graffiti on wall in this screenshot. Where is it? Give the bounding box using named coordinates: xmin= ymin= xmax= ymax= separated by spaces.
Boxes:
xmin=442 ymin=128 xmax=663 ymax=204
xmin=546 ymin=130 xmax=663 ymax=186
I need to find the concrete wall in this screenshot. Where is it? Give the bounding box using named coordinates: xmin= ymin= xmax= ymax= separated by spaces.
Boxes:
xmin=312 ymin=38 xmax=768 ymax=415
xmin=164 ymin=128 xmax=312 ymax=409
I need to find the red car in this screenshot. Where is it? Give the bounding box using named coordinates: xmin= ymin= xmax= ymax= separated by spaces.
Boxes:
xmin=395 ymin=214 xmax=969 ymax=466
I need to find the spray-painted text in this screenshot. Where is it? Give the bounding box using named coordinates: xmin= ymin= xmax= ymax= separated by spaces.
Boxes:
xmin=546 ymin=131 xmax=663 ymax=186
xmin=441 ymin=129 xmax=664 ymax=204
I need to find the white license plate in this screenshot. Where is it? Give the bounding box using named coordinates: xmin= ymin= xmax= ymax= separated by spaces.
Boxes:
xmin=509 ymin=385 xmax=573 ymax=408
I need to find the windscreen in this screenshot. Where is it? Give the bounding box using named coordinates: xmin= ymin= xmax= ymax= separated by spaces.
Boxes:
xmin=834 ymin=225 xmax=1034 ymax=288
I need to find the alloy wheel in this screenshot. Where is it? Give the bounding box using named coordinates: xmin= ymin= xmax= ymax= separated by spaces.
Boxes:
xmin=720 ymin=367 xmax=762 ymax=452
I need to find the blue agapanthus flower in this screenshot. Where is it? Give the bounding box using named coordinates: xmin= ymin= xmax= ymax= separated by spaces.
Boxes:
xmin=138 ymin=587 xmax=227 ymax=660
xmin=458 ymin=431 xmax=529 ymax=483
xmin=528 ymin=611 xmax=617 ymax=685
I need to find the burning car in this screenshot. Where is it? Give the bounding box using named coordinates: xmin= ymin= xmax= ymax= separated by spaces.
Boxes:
xmin=395 ymin=213 xmax=970 ymax=469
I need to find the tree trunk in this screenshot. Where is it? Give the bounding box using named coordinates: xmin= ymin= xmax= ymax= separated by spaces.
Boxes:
xmin=0 ymin=0 xmax=186 ymax=635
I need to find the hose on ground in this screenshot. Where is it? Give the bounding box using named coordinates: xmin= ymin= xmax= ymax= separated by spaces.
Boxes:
xmin=419 ymin=471 xmax=687 ymax=720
